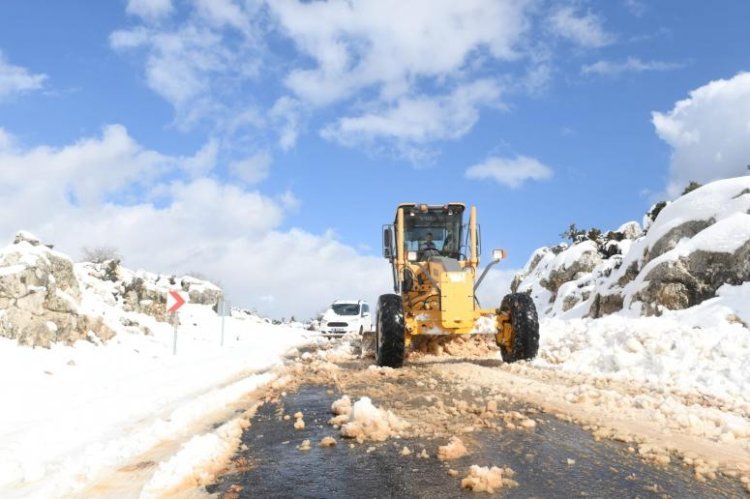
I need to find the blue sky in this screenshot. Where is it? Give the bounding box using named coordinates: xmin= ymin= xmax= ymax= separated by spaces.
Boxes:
xmin=1 ymin=0 xmax=749 ymax=318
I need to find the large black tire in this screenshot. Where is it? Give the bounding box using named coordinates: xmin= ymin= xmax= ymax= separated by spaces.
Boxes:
xmin=376 ymin=294 xmax=406 ymax=368
xmin=498 ymin=293 xmax=539 ymax=363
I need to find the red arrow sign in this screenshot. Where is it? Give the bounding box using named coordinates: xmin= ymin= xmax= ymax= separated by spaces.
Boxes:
xmin=167 ymin=290 xmax=186 ymax=314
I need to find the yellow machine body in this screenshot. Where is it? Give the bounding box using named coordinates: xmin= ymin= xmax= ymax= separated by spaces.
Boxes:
xmin=383 ymin=203 xmax=510 ymax=348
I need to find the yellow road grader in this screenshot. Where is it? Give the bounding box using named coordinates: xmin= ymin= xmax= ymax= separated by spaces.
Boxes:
xmin=375 ymin=203 xmax=539 ymax=368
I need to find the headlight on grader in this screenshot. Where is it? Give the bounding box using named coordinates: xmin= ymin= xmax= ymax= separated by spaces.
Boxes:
xmin=492 ymin=248 xmax=507 ymax=262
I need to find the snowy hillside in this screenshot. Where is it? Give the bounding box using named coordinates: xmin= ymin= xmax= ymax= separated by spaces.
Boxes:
xmin=512 ymin=175 xmax=750 ymax=325
xmin=0 ymin=232 xmax=319 ymax=497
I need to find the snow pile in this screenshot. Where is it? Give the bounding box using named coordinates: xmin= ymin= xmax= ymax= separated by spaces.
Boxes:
xmin=336 ymin=397 xmax=409 ymax=442
xmin=294 ymin=411 xmax=306 ymax=430
xmin=411 ymin=334 xmax=497 ymax=358
xmin=532 ymin=315 xmax=750 ymax=444
xmin=319 ymin=436 xmax=337 ymax=447
xmin=460 ymin=465 xmax=517 ymax=493
xmin=437 ymin=436 xmax=468 ymax=461
xmin=537 ymin=315 xmax=750 ymax=405
xmin=329 ymin=395 xmax=358 ymax=427
xmin=512 ymin=176 xmax=750 ymax=322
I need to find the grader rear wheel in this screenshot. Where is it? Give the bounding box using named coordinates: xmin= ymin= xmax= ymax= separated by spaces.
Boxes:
xmin=497 ymin=293 xmax=539 ymax=363
xmin=376 ymin=294 xmax=406 ymax=368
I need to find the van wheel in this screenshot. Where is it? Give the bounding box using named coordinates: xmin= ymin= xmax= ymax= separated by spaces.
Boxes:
xmin=359 ymin=326 xmax=364 ymax=335
xmin=376 ymin=294 xmax=405 ymax=368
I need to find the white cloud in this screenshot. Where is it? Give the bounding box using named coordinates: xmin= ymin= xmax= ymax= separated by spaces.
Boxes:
xmin=321 ymin=80 xmax=502 ymax=158
xmin=582 ymin=57 xmax=684 ymax=76
xmin=270 ymin=0 xmax=532 ymax=106
xmin=0 ymin=125 xmax=390 ymax=318
xmin=623 ymin=0 xmax=647 ymax=17
xmin=119 ymin=26 xmax=244 ymax=114
xmin=126 ymin=0 xmax=173 ymax=21
xmin=111 ymin=1 xmax=615 ymax=160
xmin=109 ymin=1 xmax=634 ymax=163
xmin=0 ymin=124 xmax=172 ymax=207
xmin=0 ymin=51 xmax=47 ymax=99
xmin=465 ymin=155 xmax=553 ymax=188
xmin=194 ymin=0 xmax=252 ymax=34
xmin=181 ymin=138 xmax=218 ymax=178
xmin=652 ymin=72 xmax=750 ymax=197
xmin=229 ymin=151 xmax=271 ymax=184
xmin=270 ymin=97 xmax=304 ymax=151
xmin=111 ymin=9 xmax=261 ymax=128
xmin=194 ymin=230 xmax=392 ymax=320
xmin=548 ymin=6 xmax=613 ymax=48
xmin=0 ymin=128 xmax=13 ymax=149
xmin=278 ymin=190 xmax=300 ymax=212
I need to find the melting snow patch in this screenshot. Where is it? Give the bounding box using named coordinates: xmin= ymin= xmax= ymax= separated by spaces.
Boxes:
xmin=460 ymin=465 xmax=517 ymax=493
xmin=437 ymin=437 xmax=468 ymax=461
xmin=337 ymin=397 xmax=409 ymax=443
xmin=319 ymin=437 xmax=337 ymax=447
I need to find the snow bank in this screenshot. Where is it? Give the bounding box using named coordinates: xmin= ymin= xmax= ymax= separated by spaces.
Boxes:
xmin=537 ymin=315 xmax=750 ymax=404
xmin=140 ymin=417 xmax=245 ymax=498
xmin=0 ymin=239 xmax=315 ymax=498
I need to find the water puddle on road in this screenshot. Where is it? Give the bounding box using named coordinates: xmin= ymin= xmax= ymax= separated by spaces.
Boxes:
xmin=208 ymin=385 xmax=743 ymax=498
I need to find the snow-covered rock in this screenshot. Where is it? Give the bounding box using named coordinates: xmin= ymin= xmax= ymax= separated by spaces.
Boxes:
xmin=0 ymin=231 xmax=224 ymax=347
xmin=513 ymin=176 xmax=750 ymax=322
xmin=180 ymin=276 xmax=222 ymax=306
xmin=0 ymin=231 xmax=114 ymax=347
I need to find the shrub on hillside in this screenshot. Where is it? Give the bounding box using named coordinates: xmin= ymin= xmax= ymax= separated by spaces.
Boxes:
xmin=81 ymin=246 xmax=121 ymax=264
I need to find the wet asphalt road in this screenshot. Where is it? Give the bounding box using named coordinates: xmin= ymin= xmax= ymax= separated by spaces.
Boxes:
xmin=208 ymin=384 xmax=744 ymax=498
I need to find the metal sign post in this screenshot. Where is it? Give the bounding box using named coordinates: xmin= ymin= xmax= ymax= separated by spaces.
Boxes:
xmin=166 ymin=290 xmax=187 ymax=355
xmin=172 ymin=313 xmax=178 ymax=355
xmin=218 ymin=299 xmax=231 ymax=346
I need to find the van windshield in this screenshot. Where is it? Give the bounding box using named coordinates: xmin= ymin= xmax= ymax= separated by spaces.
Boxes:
xmin=331 ymin=303 xmax=360 ymax=316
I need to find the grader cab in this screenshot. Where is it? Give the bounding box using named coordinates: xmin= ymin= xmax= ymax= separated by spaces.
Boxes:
xmin=376 ymin=203 xmax=539 ymax=368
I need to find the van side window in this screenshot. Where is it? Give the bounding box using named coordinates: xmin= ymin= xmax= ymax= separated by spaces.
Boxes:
xmin=362 ymin=304 xmax=369 ymax=315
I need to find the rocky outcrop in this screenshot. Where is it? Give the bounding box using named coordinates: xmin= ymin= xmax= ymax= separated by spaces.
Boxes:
xmin=512 ymin=176 xmax=750 ymax=321
xmin=180 ymin=276 xmax=223 ymax=306
xmin=644 ymin=219 xmax=714 ymax=264
xmin=0 ymin=232 xmax=225 ymax=348
xmin=540 ymin=241 xmax=602 ymax=295
xmin=635 ymin=238 xmax=750 ymax=315
xmin=0 ymin=232 xmax=115 ymax=347
xmin=587 ymin=293 xmax=624 ymax=318
xmin=78 ymin=262 xmax=223 ymax=323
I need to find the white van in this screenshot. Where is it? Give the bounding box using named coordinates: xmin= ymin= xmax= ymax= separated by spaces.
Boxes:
xmin=319 ymin=300 xmax=372 ymax=336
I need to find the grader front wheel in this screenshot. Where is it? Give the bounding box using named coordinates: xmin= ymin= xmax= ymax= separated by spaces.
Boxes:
xmin=496 ymin=293 xmax=539 ymax=363
xmin=376 ymin=294 xmax=406 ymax=368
